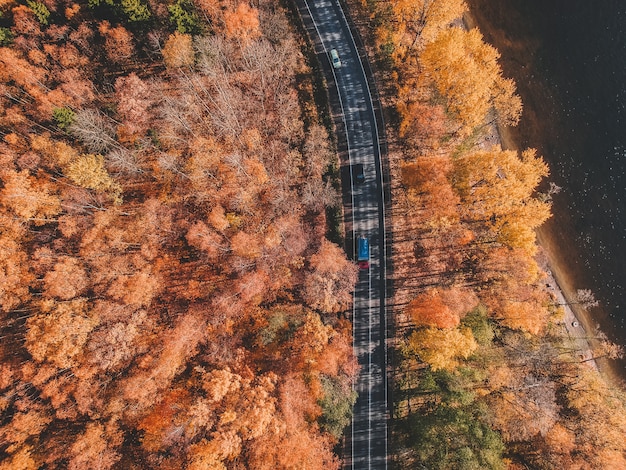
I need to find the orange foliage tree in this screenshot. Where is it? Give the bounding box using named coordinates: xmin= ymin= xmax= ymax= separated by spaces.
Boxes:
xmin=303 ymin=239 xmax=358 ymax=314
xmin=43 ymin=256 xmax=89 ymax=300
xmin=0 ymin=169 xmax=61 ymax=223
xmin=98 ymin=21 xmax=134 ymax=63
xmin=406 ymin=286 xmax=478 ymax=329
xmin=0 ymin=214 xmax=33 ymax=312
xmin=401 ymin=155 xmax=460 ymax=229
xmin=223 ymin=3 xmax=261 ymax=44
xmin=25 ymin=298 xmax=98 ymax=369
xmin=114 ymin=73 xmax=153 ymax=139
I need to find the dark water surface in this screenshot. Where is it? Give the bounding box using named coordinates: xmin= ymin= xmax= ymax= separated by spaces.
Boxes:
xmin=466 ymin=0 xmax=626 ymax=377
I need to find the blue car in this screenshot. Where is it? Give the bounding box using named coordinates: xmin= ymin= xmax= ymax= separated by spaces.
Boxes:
xmin=357 ymin=236 xmax=369 ymax=269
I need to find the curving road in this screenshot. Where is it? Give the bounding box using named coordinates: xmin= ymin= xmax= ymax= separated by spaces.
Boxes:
xmin=295 ymin=1 xmax=388 ymax=468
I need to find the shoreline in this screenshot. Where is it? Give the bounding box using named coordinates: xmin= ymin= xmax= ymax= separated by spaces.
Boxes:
xmin=537 ymin=229 xmax=624 ymax=386
xmin=464 ymin=9 xmax=625 ymax=388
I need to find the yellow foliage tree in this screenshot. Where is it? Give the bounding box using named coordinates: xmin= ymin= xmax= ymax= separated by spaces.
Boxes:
xmin=392 ymin=0 xmax=467 ymax=60
xmin=453 ymin=147 xmax=551 ymax=252
xmin=30 ymin=133 xmax=79 ymax=167
xmin=292 ymin=312 xmax=334 ymax=369
xmin=0 ymin=445 xmax=38 ymax=470
xmin=66 ymin=154 xmax=122 ymax=203
xmin=162 ymin=31 xmax=194 ymax=68
xmin=420 ymin=27 xmax=521 ymax=135
xmin=407 ymin=326 xmax=477 ymax=370
xmin=188 ymin=434 xmax=238 ymax=470
xmin=565 ymin=368 xmax=626 ymax=465
xmin=492 ymin=76 xmax=523 ymax=128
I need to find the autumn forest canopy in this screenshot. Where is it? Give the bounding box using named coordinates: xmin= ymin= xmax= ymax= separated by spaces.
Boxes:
xmin=1 ymin=0 xmax=626 ymax=468
xmin=0 ymin=0 xmax=359 ymax=468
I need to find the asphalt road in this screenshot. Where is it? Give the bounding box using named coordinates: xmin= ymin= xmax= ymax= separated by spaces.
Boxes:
xmin=296 ymin=1 xmax=388 ymax=468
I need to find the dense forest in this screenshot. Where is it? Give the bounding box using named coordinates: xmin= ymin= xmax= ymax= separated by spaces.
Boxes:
xmin=0 ymin=0 xmax=359 ymax=468
xmin=348 ymin=0 xmax=626 ymax=468
xmin=3 ymin=0 xmax=626 ymax=468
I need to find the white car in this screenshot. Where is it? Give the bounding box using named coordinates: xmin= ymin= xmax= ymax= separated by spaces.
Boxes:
xmin=330 ymin=49 xmax=341 ymax=68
